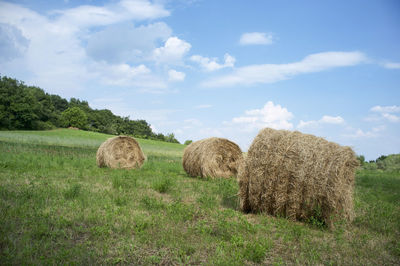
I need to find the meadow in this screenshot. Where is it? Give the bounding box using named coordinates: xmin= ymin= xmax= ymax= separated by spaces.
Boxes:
xmin=0 ymin=129 xmax=399 ymax=265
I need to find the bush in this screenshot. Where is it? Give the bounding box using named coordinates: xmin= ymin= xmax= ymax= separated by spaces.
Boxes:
xmin=33 ymin=121 xmax=55 ymax=130
xmin=184 ymin=140 xmax=193 ymax=145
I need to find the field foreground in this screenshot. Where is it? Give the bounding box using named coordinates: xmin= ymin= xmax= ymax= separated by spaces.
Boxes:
xmin=0 ymin=129 xmax=399 ymax=265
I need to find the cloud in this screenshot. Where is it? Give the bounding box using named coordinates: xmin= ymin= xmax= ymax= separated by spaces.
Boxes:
xmin=366 ymin=105 xmax=400 ymax=123
xmin=168 ymin=69 xmax=185 ymax=81
xmin=371 ymin=105 xmax=400 ymax=113
xmin=118 ymin=0 xmax=170 ymax=20
xmin=152 ymin=36 xmax=191 ymax=65
xmin=190 ymin=53 xmax=235 ymax=71
xmin=86 ymin=22 xmax=171 ymax=63
xmin=97 ymin=63 xmax=156 ymax=86
xmin=230 ymin=101 xmax=294 ymax=131
xmin=342 ymin=126 xmax=385 ymax=139
xmin=0 ymin=23 xmax=29 ymax=61
xmin=298 ymin=115 xmax=345 ymax=129
xmin=203 ymin=51 xmax=367 ymax=88
xmin=320 ymin=115 xmax=345 ymax=124
xmin=239 ymin=32 xmax=273 ymax=45
xmin=0 ymin=1 xmax=176 ymax=96
xmin=0 ymin=2 xmax=91 ymax=94
xmin=54 ymin=0 xmax=170 ymax=29
xmin=381 ymin=62 xmax=400 ymax=69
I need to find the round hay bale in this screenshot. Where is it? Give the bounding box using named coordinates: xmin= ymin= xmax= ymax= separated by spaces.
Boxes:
xmin=96 ymin=136 xmax=145 ymax=169
xmin=239 ymin=128 xmax=359 ymax=227
xmin=182 ymin=137 xmax=243 ymax=178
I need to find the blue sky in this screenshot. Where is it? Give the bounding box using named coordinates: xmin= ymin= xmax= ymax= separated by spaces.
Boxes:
xmin=0 ymin=0 xmax=399 ymax=160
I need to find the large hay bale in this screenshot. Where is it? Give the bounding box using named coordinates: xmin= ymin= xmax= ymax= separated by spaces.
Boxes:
xmin=183 ymin=137 xmax=243 ymax=178
xmin=239 ymin=128 xmax=359 ymax=227
xmin=96 ymin=136 xmax=145 ymax=169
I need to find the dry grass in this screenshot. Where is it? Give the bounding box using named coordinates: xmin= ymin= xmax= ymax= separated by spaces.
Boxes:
xmin=239 ymin=128 xmax=359 ymax=227
xmin=96 ymin=136 xmax=145 ymax=169
xmin=182 ymin=137 xmax=242 ymax=178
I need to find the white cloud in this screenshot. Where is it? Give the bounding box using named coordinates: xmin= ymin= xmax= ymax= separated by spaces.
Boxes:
xmin=194 ymin=104 xmax=212 ymax=109
xmin=118 ymin=0 xmax=170 ymax=20
xmin=239 ymin=32 xmax=273 ymax=45
xmin=230 ymin=101 xmax=294 ymax=131
xmin=98 ymin=63 xmax=157 ymax=86
xmin=86 ymin=22 xmax=171 ymax=63
xmin=367 ymin=105 xmax=400 ymax=123
xmin=0 ymin=23 xmax=29 ymax=61
xmin=371 ymin=105 xmax=400 ymax=113
xmin=190 ymin=53 xmax=235 ymax=71
xmin=382 ymin=113 xmax=400 ymax=123
xmin=203 ymin=51 xmax=367 ymax=88
xmin=168 ymin=69 xmax=185 ymax=81
xmin=320 ymin=115 xmax=345 ymax=124
xmin=297 ymin=120 xmax=318 ymax=129
xmin=381 ymin=62 xmax=400 ymax=69
xmin=0 ymin=1 xmax=176 ymax=96
xmin=342 ymin=126 xmax=385 ymax=139
xmin=298 ymin=115 xmax=345 ymax=129
xmin=152 ymin=36 xmax=191 ymax=65
xmin=54 ymin=0 xmax=170 ymax=29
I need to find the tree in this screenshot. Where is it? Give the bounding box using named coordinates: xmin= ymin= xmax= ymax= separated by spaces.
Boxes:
xmin=165 ymin=133 xmax=179 ymax=143
xmin=376 ymin=155 xmax=388 ymax=170
xmin=61 ymin=107 xmax=87 ymax=129
xmin=357 ymin=155 xmax=365 ymax=166
xmin=184 ymin=140 xmax=193 ymax=145
xmin=0 ymin=76 xmax=38 ymax=129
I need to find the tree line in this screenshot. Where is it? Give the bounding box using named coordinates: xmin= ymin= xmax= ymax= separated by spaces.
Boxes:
xmin=357 ymin=154 xmax=400 ymax=172
xmin=0 ymin=76 xmax=179 ymax=143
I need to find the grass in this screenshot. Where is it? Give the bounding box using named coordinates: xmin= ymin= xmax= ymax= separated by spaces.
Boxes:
xmin=0 ymin=128 xmax=399 ymax=264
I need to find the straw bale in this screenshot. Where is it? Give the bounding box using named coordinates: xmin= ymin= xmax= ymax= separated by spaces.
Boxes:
xmin=239 ymin=128 xmax=359 ymax=227
xmin=183 ymin=137 xmax=242 ymax=178
xmin=96 ymin=136 xmax=145 ymax=169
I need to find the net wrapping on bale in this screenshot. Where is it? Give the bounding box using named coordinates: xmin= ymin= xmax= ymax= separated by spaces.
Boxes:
xmin=239 ymin=128 xmax=359 ymax=227
xmin=183 ymin=137 xmax=242 ymax=178
xmin=96 ymin=136 xmax=145 ymax=169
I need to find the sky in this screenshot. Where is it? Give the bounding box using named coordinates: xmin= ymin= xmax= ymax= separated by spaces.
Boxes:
xmin=0 ymin=0 xmax=399 ymax=160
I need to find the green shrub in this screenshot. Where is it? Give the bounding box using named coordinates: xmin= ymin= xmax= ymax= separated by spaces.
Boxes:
xmin=184 ymin=140 xmax=193 ymax=145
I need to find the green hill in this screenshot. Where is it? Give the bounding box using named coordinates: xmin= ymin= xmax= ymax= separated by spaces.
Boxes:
xmin=0 ymin=129 xmax=399 ymax=264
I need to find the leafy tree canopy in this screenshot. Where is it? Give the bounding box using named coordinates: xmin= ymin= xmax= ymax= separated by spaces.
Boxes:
xmin=61 ymin=107 xmax=87 ymax=129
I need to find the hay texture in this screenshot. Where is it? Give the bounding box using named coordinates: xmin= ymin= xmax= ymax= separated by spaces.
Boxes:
xmin=239 ymin=128 xmax=359 ymax=227
xmin=96 ymin=136 xmax=145 ymax=169
xmin=183 ymin=137 xmax=242 ymax=178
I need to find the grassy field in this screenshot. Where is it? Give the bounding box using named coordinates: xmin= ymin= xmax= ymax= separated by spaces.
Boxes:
xmin=0 ymin=129 xmax=399 ymax=265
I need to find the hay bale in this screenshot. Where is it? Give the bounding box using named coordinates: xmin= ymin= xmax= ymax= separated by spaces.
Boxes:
xmin=182 ymin=137 xmax=243 ymax=178
xmin=96 ymin=136 xmax=145 ymax=169
xmin=239 ymin=128 xmax=359 ymax=227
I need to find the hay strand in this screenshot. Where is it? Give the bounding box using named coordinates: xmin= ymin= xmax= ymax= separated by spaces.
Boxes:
xmin=96 ymin=136 xmax=145 ymax=169
xmin=182 ymin=137 xmax=243 ymax=178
